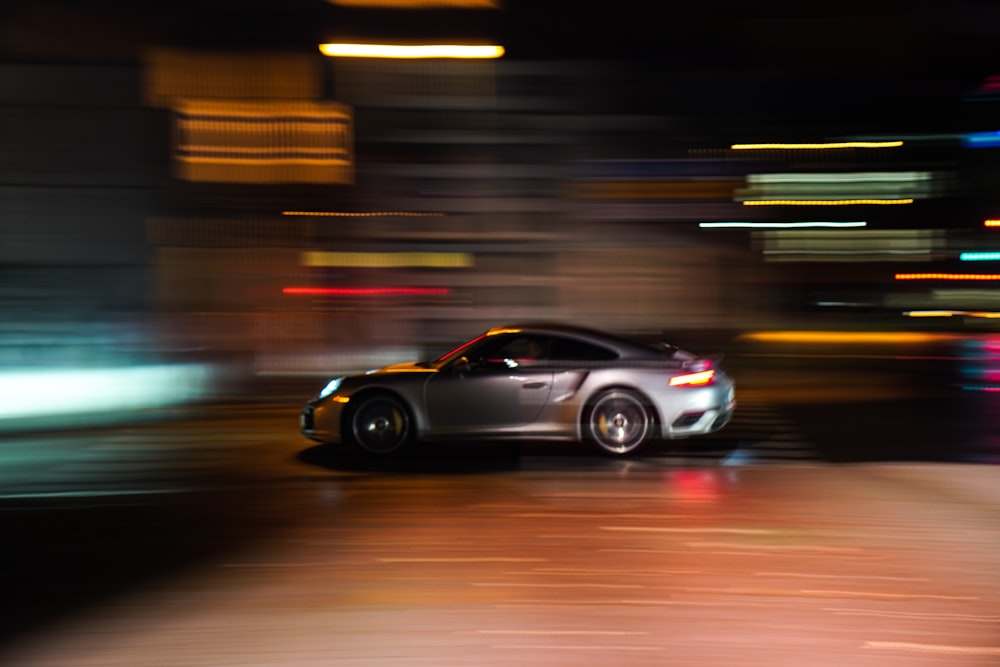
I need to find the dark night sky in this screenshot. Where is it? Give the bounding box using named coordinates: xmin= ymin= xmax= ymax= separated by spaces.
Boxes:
xmin=1 ymin=0 xmax=998 ymax=136
xmin=1 ymin=0 xmax=997 ymax=74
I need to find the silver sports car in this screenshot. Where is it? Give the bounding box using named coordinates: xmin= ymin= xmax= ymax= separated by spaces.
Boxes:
xmin=300 ymin=323 xmax=735 ymax=456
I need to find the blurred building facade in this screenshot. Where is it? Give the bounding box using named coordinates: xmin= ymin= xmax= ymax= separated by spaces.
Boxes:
xmin=2 ymin=46 xmax=778 ymax=374
xmin=3 ymin=7 xmax=999 ymax=375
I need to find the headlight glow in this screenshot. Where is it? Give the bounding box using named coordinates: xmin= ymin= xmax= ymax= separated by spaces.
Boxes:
xmin=319 ymin=377 xmax=343 ymax=399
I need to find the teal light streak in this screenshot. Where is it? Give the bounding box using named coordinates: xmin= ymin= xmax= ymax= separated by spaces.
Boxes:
xmin=959 ymin=251 xmax=1000 ymax=261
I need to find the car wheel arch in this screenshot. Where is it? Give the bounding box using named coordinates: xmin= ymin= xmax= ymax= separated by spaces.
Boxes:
xmin=578 ymin=385 xmax=662 ymax=455
xmin=342 ymin=388 xmax=420 ymax=451
xmin=578 ymin=384 xmax=661 ymax=431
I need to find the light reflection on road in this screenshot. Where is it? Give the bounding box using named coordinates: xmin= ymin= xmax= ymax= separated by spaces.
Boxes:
xmin=2 ymin=465 xmax=999 ymax=666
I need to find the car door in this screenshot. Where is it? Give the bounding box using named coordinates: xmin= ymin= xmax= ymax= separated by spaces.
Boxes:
xmin=423 ymin=334 xmax=553 ymax=434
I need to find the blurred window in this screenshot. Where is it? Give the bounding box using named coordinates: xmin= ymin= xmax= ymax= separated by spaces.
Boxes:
xmin=549 ymin=336 xmax=617 ymax=361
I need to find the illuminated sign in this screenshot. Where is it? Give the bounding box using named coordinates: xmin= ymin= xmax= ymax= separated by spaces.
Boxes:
xmin=173 ymin=100 xmax=354 ymax=184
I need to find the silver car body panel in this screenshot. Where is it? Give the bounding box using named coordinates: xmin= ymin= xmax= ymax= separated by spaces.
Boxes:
xmin=301 ymin=323 xmax=736 ymax=446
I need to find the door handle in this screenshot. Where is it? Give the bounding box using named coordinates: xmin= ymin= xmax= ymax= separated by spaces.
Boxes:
xmin=523 ymin=381 xmax=547 ymax=389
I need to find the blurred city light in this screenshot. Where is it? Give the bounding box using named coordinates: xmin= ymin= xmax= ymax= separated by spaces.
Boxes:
xmin=963 ymin=131 xmax=1000 ymax=148
xmin=318 ymin=43 xmax=505 ymax=58
xmin=282 ymin=211 xmax=444 ymax=217
xmin=737 ymin=171 xmax=937 ymax=202
xmin=985 ymin=219 xmax=1000 ymax=227
xmin=0 ymin=366 xmax=212 ymax=428
xmin=282 ymin=287 xmax=451 ymax=296
xmin=896 ymin=273 xmax=1000 ymax=281
xmin=730 ymin=141 xmax=904 ymax=150
xmin=744 ymin=198 xmax=914 ymax=206
xmin=172 ymin=99 xmax=354 ymax=184
xmin=960 ymin=252 xmax=1000 ymax=262
xmin=740 ymin=331 xmax=955 ymax=344
xmin=699 ymin=221 xmax=867 ymax=229
xmin=759 ymin=229 xmax=939 ymax=262
xmin=904 ymin=310 xmax=1000 ymax=319
xmin=302 ymin=251 xmax=474 ymax=268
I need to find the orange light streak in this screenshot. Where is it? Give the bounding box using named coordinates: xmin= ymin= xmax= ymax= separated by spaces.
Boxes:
xmin=743 ymin=199 xmax=913 ymax=206
xmin=895 ymin=273 xmax=1000 ymax=281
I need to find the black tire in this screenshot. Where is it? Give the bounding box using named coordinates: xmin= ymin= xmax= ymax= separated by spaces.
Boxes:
xmin=583 ymin=389 xmax=654 ymax=456
xmin=345 ymin=393 xmax=412 ymax=455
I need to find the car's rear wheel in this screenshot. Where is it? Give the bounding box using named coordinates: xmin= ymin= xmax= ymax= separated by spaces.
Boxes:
xmin=584 ymin=389 xmax=654 ymax=456
xmin=346 ymin=393 xmax=412 ymax=455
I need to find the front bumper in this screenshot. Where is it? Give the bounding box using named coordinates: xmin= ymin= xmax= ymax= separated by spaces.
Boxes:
xmin=300 ymin=399 xmax=345 ymax=444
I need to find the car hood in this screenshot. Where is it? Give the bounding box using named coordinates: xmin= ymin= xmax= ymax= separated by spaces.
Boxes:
xmin=369 ymin=361 xmax=436 ymax=375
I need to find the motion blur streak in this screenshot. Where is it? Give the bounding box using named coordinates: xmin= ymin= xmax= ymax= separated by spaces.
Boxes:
xmin=904 ymin=310 xmax=1000 ymax=319
xmin=282 ymin=211 xmax=444 ymax=217
xmin=318 ymin=43 xmax=505 ymax=59
xmin=573 ymin=181 xmax=739 ymax=200
xmin=282 ymin=287 xmax=451 ymax=296
xmin=959 ymin=252 xmax=1000 ymax=261
xmin=760 ymin=229 xmax=938 ymax=262
xmin=985 ymin=219 xmax=1000 ymax=227
xmin=749 ymin=172 xmax=932 ymax=184
xmin=963 ymin=131 xmax=1000 ymax=148
xmin=172 ymin=100 xmax=354 ymax=184
xmin=730 ymin=141 xmax=904 ymax=150
xmin=302 ymin=251 xmax=473 ymax=268
xmin=0 ymin=366 xmax=211 ymax=425
xmin=740 ymin=331 xmax=955 ymax=344
xmin=743 ymin=199 xmax=914 ymax=206
xmin=737 ymin=172 xmax=936 ymax=202
xmin=896 ymin=273 xmax=1000 ymax=281
xmin=699 ymin=221 xmax=867 ymax=229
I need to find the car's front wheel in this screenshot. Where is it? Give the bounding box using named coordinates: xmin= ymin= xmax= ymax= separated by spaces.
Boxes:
xmin=346 ymin=393 xmax=412 ymax=455
xmin=584 ymin=389 xmax=654 ymax=456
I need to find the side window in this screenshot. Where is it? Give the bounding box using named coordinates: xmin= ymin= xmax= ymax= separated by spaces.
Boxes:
xmin=548 ymin=336 xmax=617 ymax=361
xmin=494 ymin=335 xmax=550 ymax=362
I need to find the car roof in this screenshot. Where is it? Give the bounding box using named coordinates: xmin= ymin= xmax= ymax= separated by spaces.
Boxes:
xmin=487 ymin=322 xmax=668 ymax=359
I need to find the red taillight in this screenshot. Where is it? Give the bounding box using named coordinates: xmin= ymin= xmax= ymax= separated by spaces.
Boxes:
xmin=670 ymin=369 xmax=715 ymax=386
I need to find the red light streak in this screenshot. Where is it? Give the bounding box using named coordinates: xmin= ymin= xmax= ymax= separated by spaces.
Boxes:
xmin=283 ymin=287 xmax=450 ymax=296
xmin=895 ymin=273 xmax=1000 ymax=281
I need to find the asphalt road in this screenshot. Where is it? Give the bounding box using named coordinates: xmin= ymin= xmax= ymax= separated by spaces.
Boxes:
xmin=0 ymin=352 xmax=997 ymax=665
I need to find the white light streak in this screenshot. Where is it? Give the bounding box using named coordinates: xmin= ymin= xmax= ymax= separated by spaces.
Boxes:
xmin=700 ymin=221 xmax=867 ymax=229
xmin=319 ymin=43 xmax=505 ymax=59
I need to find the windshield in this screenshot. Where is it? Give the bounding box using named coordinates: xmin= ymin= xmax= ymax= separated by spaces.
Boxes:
xmin=430 ymin=332 xmax=490 ymax=367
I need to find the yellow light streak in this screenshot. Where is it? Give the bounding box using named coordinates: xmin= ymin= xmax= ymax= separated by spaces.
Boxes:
xmin=904 ymin=310 xmax=956 ymax=318
xmin=283 ymin=211 xmax=443 ymax=217
xmin=985 ymin=219 xmax=1000 ymax=227
xmin=319 ymin=43 xmax=505 ymax=59
xmin=731 ymin=141 xmax=904 ymax=150
xmin=743 ymin=199 xmax=914 ymax=206
xmin=740 ymin=331 xmax=951 ymax=344
xmin=302 ymin=251 xmax=473 ymax=268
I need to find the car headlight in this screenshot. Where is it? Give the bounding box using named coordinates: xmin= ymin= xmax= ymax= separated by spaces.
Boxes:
xmin=318 ymin=377 xmax=343 ymax=399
